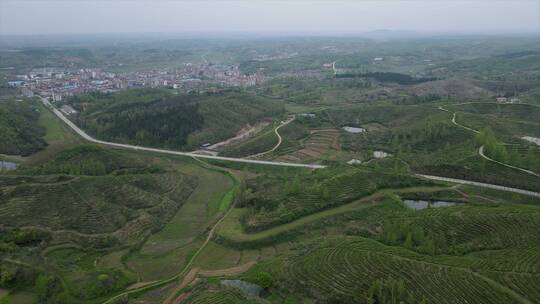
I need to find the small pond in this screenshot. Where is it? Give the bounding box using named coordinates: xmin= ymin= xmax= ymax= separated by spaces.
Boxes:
xmin=342 ymin=126 xmax=366 ymax=133
xmin=0 ymin=161 xmax=17 ymax=171
xmin=221 ymin=279 xmax=263 ymax=297
xmin=403 ymin=199 xmax=458 ymax=210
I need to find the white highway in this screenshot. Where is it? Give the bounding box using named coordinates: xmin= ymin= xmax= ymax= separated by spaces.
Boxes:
xmin=39 ymin=97 xmax=326 ymax=169
xmin=41 ymin=97 xmax=540 ymax=197
xmin=416 ymin=174 xmax=540 ymax=198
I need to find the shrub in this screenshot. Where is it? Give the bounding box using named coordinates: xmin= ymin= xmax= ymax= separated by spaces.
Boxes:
xmin=257 ymin=271 xmax=273 ymax=289
xmin=34 ymin=274 xmax=64 ymax=303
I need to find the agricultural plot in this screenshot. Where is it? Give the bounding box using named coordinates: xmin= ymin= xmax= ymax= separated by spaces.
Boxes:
xmin=179 ymin=283 xmax=259 ymax=304
xmin=282 ymin=238 xmax=523 ymax=303
xmin=418 ymin=154 xmax=540 ymax=192
xmin=448 ymin=102 xmax=540 ymax=138
xmin=236 ymin=232 xmax=540 ymax=303
xmin=326 ymin=104 xmax=438 ymax=132
xmin=126 ymin=160 xmax=236 ymax=281
xmin=210 ymin=173 xmax=540 ymax=304
xmin=0 ymin=151 xmax=197 ymax=247
xmin=327 ymin=104 xmax=474 ymax=163
xmin=440 ymin=103 xmax=540 ymax=174
xmin=326 ymin=101 xmax=540 ymax=192
xmin=380 ymin=203 xmax=540 ymax=255
xmin=486 ymin=272 xmax=540 ymax=303
xmin=0 ymin=146 xmax=232 ymax=302
xmin=273 ymin=128 xmax=340 ymax=163
xmin=239 ymin=168 xmax=433 ymax=232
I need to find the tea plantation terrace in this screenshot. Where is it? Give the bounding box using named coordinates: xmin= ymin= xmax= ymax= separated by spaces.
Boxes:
xmin=39 ymin=96 xmax=540 ymax=198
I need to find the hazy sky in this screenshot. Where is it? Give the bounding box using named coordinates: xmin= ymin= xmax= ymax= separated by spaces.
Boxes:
xmin=1 ymin=0 xmax=539 ymax=35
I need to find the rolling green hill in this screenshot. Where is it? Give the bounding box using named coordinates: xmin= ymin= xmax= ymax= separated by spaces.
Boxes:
xmin=67 ymin=89 xmax=284 ymax=150
xmin=0 ymin=145 xmax=199 ymax=303
xmin=231 ymin=192 xmax=540 ymax=303
xmin=239 ymin=168 xmax=433 ymax=232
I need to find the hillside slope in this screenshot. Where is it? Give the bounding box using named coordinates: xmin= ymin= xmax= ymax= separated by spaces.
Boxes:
xmin=0 ymin=145 xmax=199 ymax=303
xmin=0 ymin=98 xmax=47 ymax=156
xmin=67 ymin=89 xmax=284 ymax=150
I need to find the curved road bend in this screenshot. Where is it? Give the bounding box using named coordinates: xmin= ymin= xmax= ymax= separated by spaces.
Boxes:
xmin=39 ymin=97 xmax=325 ymax=169
xmin=247 ymin=115 xmax=295 ymax=159
xmin=439 ymin=104 xmax=539 ymax=177
xmin=478 ymin=146 xmax=540 ymax=177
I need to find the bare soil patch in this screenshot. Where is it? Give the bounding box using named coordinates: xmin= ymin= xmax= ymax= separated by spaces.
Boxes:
xmin=207 ymin=119 xmax=272 ymax=151
xmin=163 ymin=268 xmax=200 ymax=304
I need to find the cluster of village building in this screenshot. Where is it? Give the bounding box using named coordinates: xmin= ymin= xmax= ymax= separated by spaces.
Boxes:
xmin=7 ymin=62 xmax=265 ymax=101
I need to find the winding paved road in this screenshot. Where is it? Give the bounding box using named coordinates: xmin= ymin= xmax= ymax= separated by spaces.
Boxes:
xmin=478 ymin=146 xmax=540 ymax=177
xmin=247 ymin=115 xmax=295 ymax=159
xmin=40 ymin=97 xmax=325 ymax=169
xmin=439 ymin=104 xmax=539 ymax=177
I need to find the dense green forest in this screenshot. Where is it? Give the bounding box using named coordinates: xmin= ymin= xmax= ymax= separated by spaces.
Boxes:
xmin=68 ymin=89 xmax=284 ymax=150
xmin=0 ymin=98 xmax=47 ymax=155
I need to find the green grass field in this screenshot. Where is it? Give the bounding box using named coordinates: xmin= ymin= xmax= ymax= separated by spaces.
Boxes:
xmin=124 ymin=159 xmax=235 ymax=281
xmin=38 ymin=104 xmax=66 ymax=142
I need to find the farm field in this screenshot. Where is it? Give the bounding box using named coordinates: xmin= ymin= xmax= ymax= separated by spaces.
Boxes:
xmin=272 ymin=128 xmax=340 ymax=163
xmin=126 ymin=159 xmax=235 ymax=281
xmin=223 ymin=188 xmax=540 ymax=303
xmin=3 ymin=94 xmax=540 ymax=304
xmin=249 ymin=237 xmax=533 ymax=303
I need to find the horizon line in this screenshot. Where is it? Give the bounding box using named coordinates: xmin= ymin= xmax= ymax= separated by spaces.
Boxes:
xmin=1 ymin=30 xmax=540 ymax=37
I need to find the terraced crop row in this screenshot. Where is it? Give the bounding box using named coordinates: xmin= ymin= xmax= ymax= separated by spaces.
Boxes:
xmin=286 ymin=240 xmax=521 ymax=303
xmin=275 ymin=129 xmax=339 ymax=162
xmin=243 ymin=172 xmax=374 ymax=230
xmin=0 ymin=172 xmax=197 ymax=244
xmin=447 ymin=103 xmax=540 ymax=123
xmin=244 ymin=170 xmax=428 ymax=231
xmin=181 ymin=287 xmax=255 ymax=304
xmin=486 ymin=272 xmax=540 ymax=303
xmin=401 ymin=208 xmax=540 ymax=252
